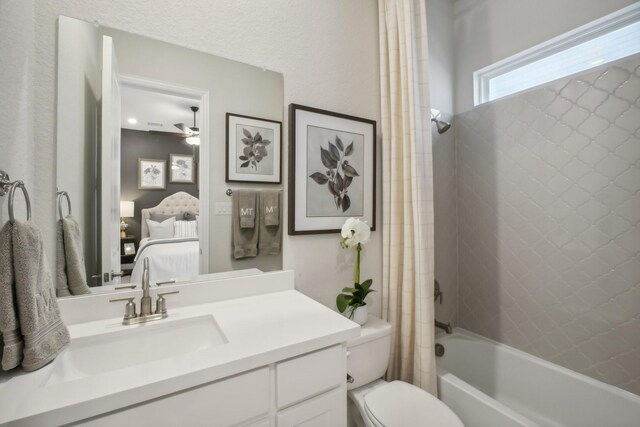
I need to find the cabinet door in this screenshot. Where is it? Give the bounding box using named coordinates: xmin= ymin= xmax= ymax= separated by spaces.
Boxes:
xmin=73 ymin=367 xmax=269 ymax=427
xmin=277 ymin=388 xmax=345 ymax=427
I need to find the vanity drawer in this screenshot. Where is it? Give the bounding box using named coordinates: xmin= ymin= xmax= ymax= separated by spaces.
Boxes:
xmin=276 ymin=344 xmax=344 ymax=409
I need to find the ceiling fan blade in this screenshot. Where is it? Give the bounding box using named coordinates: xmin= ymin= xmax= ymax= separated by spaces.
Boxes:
xmin=174 ymin=123 xmax=192 ymax=134
xmin=149 ymin=130 xmax=189 ymax=138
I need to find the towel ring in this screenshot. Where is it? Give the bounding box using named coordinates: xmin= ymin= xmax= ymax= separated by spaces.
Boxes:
xmin=57 ymin=191 xmax=72 ymax=219
xmin=8 ymin=181 xmax=32 ymax=223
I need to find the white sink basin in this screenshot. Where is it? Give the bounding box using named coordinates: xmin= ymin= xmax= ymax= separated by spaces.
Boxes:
xmin=46 ymin=315 xmax=227 ymax=385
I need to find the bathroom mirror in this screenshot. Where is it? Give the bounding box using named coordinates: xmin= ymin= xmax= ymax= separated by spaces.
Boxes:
xmin=56 ymin=16 xmax=284 ymax=297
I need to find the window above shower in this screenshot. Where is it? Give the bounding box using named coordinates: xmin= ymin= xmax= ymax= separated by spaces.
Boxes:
xmin=473 ymin=2 xmax=640 ymax=106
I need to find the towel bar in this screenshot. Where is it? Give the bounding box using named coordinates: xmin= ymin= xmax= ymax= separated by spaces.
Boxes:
xmin=57 ymin=191 xmax=72 ymax=219
xmin=0 ymin=171 xmax=32 ymax=223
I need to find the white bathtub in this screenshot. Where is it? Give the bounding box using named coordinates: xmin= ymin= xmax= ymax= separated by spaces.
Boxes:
xmin=436 ymin=329 xmax=640 ymax=427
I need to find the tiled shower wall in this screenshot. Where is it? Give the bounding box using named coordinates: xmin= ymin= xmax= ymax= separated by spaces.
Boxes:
xmin=433 ymin=118 xmax=458 ymax=326
xmin=456 ymin=55 xmax=640 ymax=395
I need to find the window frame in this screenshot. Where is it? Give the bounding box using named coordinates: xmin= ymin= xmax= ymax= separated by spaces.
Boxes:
xmin=473 ymin=3 xmax=640 ymax=106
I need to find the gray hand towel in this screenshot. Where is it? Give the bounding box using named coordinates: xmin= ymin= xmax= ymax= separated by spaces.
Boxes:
xmin=61 ymin=216 xmax=90 ymax=296
xmin=233 ymin=192 xmax=258 ymax=259
xmin=258 ymin=191 xmax=282 ymax=256
xmin=238 ymin=190 xmax=256 ymax=229
xmin=0 ymin=223 xmax=23 ymax=370
xmin=55 ymin=220 xmax=71 ymax=297
xmin=261 ymin=190 xmax=280 ymax=226
xmin=11 ymin=220 xmax=71 ymax=371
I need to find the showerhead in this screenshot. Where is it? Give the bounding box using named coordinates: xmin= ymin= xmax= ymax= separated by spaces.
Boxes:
xmin=431 ymin=117 xmax=451 ymax=134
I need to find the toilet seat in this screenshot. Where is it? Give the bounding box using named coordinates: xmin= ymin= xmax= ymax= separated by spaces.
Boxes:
xmin=363 ymin=381 xmax=464 ymax=427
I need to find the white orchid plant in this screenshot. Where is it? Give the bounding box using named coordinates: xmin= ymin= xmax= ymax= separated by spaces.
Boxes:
xmin=336 ymin=218 xmax=374 ymax=318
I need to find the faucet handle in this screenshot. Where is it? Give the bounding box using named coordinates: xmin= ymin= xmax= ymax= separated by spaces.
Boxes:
xmin=155 ymin=291 xmax=179 ymax=315
xmin=109 ymin=297 xmax=137 ymax=320
xmin=156 ymin=279 xmax=176 ymax=286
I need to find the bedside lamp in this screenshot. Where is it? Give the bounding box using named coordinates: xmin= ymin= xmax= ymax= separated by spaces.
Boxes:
xmin=120 ymin=201 xmax=135 ymax=238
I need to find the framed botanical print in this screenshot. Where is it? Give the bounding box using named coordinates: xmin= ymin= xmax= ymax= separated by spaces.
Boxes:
xmin=170 ymin=154 xmax=196 ymax=184
xmin=288 ymin=103 xmax=376 ymax=235
xmin=138 ymin=159 xmax=166 ymax=190
xmin=226 ymin=113 xmax=282 ymax=184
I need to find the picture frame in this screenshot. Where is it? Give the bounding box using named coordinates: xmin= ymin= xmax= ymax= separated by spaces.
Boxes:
xmin=288 ymin=103 xmax=376 ymax=235
xmin=123 ymin=242 xmax=136 ymax=256
xmin=170 ymin=153 xmax=196 ymax=184
xmin=138 ymin=158 xmax=166 ymax=190
xmin=226 ymin=113 xmax=282 ymax=184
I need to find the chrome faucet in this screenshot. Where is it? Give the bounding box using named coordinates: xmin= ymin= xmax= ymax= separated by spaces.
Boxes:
xmin=140 ymin=258 xmax=153 ymax=316
xmin=434 ymin=279 xmax=452 ymax=334
xmin=109 ymin=257 xmax=179 ymax=325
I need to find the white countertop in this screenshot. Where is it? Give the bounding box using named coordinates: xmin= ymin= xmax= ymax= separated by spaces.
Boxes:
xmin=0 ymin=289 xmax=359 ymax=426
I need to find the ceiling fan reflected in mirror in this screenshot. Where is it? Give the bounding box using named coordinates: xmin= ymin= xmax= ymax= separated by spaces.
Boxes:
xmin=174 ymin=106 xmax=200 ymax=145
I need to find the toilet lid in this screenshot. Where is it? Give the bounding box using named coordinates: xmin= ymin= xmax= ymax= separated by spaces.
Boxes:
xmin=364 ymin=381 xmax=464 ymax=427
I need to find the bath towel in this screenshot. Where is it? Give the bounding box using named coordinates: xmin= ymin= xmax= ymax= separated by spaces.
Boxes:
xmin=0 ymin=222 xmax=22 ymax=370
xmin=7 ymin=220 xmax=70 ymax=371
xmin=233 ymin=192 xmax=258 ymax=259
xmin=238 ymin=190 xmax=256 ymax=229
xmin=258 ymin=191 xmax=282 ymax=256
xmin=55 ymin=220 xmax=71 ymax=297
xmin=261 ymin=190 xmax=280 ymax=226
xmin=61 ymin=216 xmax=90 ymax=296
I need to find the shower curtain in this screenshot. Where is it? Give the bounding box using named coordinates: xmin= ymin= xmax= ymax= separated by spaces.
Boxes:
xmin=378 ymin=0 xmax=437 ymax=394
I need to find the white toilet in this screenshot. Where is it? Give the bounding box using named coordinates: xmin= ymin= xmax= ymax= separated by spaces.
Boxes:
xmin=346 ymin=316 xmax=464 ymax=427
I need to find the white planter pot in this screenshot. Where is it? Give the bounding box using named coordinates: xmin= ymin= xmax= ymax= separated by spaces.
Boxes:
xmin=350 ymin=305 xmax=368 ymax=325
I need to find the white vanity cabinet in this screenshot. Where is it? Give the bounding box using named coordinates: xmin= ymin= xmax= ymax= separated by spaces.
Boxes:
xmin=72 ymin=345 xmax=347 ymax=427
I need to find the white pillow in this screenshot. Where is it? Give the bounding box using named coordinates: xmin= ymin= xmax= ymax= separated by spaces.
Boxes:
xmin=174 ymin=220 xmax=198 ymax=238
xmin=146 ymin=217 xmax=175 ymax=240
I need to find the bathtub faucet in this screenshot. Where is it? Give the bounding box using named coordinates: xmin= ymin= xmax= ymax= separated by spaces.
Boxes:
xmin=435 ymin=319 xmax=452 ymax=334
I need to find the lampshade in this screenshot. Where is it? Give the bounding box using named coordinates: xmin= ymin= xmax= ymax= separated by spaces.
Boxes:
xmin=120 ymin=201 xmax=135 ymax=218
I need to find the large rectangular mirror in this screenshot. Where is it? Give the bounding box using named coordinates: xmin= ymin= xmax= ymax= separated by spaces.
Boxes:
xmin=56 ymin=16 xmax=284 ymax=297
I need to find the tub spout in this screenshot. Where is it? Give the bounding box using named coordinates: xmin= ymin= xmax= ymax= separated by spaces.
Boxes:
xmin=435 ymin=319 xmax=452 ymax=334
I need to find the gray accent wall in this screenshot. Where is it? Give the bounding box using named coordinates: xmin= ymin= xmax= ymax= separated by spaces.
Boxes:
xmin=456 ymin=56 xmax=640 ymax=395
xmin=120 ymin=129 xmax=198 ymax=242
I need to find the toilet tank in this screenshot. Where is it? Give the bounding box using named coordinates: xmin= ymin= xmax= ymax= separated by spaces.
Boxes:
xmin=346 ymin=316 xmax=392 ymax=390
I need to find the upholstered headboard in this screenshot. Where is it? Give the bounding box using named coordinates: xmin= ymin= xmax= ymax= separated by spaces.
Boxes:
xmin=140 ymin=192 xmax=200 ymax=239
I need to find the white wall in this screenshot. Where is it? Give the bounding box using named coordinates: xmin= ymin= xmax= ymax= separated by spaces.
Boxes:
xmin=7 ymin=0 xmax=381 ymax=312
xmin=56 ymin=16 xmax=99 ymax=278
xmin=453 ymin=0 xmax=638 ymax=113
xmin=0 ymin=1 xmax=35 ymax=227
xmin=427 ymin=0 xmax=455 ymax=116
